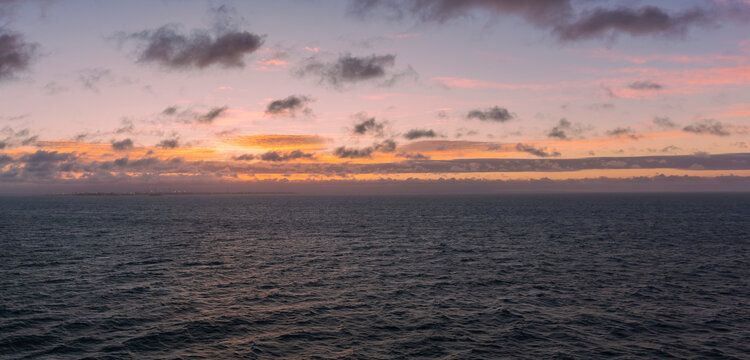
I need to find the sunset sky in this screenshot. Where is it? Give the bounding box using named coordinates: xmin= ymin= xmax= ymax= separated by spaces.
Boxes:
xmin=1 ymin=0 xmax=750 ymax=193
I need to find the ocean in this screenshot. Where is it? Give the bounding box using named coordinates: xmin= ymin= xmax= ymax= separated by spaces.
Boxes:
xmin=1 ymin=194 xmax=749 ymax=359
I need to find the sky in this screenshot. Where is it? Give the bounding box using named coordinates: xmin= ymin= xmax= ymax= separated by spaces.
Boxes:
xmin=1 ymin=0 xmax=750 ymax=194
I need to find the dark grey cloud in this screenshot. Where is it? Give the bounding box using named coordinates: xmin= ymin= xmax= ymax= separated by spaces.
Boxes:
xmin=0 ymin=28 xmax=38 ymax=81
xmin=111 ymin=138 xmax=134 ymax=151
xmin=123 ymin=23 xmax=264 ymax=70
xmin=547 ymin=118 xmax=572 ymax=140
xmin=334 ymin=146 xmax=374 ymax=159
xmin=352 ymin=115 xmax=385 ymax=136
xmin=628 ymin=80 xmax=663 ymax=90
xmin=162 ymin=106 xmax=228 ymax=124
xmin=653 ymin=116 xmax=677 ymax=128
xmin=398 ymin=152 xmax=430 ymax=160
xmin=0 ymin=126 xmax=38 ymax=148
xmin=334 ymin=140 xmax=396 ymax=158
xmin=233 ymin=154 xmax=256 ymax=161
xmin=555 ymin=6 xmax=712 ymax=41
xmin=259 ymin=150 xmax=315 ymax=162
xmin=466 ymin=106 xmax=514 ymax=122
xmin=197 ymin=107 xmax=228 ymax=124
xmin=297 ymin=54 xmax=415 ymax=88
xmin=348 ymin=0 xmax=745 ymax=42
xmin=683 ymin=120 xmax=730 ymax=136
xmin=265 ymin=95 xmax=313 ymax=117
xmin=606 ymin=127 xmax=640 ymax=139
xmin=162 ymin=106 xmax=178 ymax=115
xmin=348 ymin=0 xmax=572 ymax=26
xmin=374 ymin=139 xmax=397 ymax=152
xmin=516 ymin=143 xmax=560 ymax=157
xmin=156 ymin=138 xmax=179 ymax=149
xmin=404 ymin=129 xmax=437 ymax=140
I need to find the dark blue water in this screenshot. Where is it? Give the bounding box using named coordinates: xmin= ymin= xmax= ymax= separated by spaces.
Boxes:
xmin=1 ymin=194 xmax=749 ymax=359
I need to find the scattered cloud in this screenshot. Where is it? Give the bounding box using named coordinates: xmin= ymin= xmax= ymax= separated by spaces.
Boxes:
xmin=628 ymin=80 xmax=663 ymax=90
xmin=0 ymin=126 xmax=39 ymax=149
xmin=515 ymin=143 xmax=560 ymax=157
xmin=156 ymin=138 xmax=179 ymax=149
xmin=653 ymin=116 xmax=677 ymax=128
xmin=683 ymin=119 xmax=730 ymax=136
xmin=398 ymin=152 xmax=430 ymax=160
xmin=351 ymin=115 xmax=386 ymax=136
xmin=466 ymin=106 xmax=514 ymax=122
xmin=120 ymin=8 xmax=265 ymax=70
xmin=233 ymin=154 xmax=256 ymax=161
xmin=78 ymin=68 xmax=113 ymax=92
xmin=259 ymin=150 xmax=315 ymax=162
xmin=546 ymin=118 xmax=589 ymax=140
xmin=334 ymin=146 xmax=374 ymax=159
xmin=297 ymin=53 xmax=416 ymax=88
xmin=334 ymin=139 xmax=397 ymax=158
xmin=111 ymin=138 xmax=134 ymax=151
xmin=265 ymin=95 xmax=313 ymax=117
xmin=606 ymin=127 xmax=640 ymax=139
xmin=0 ymin=28 xmax=38 ymax=81
xmin=404 ymin=129 xmax=437 ymax=140
xmin=161 ymin=106 xmax=228 ymax=124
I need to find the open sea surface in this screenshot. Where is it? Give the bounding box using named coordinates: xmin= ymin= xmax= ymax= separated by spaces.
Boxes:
xmin=1 ymin=194 xmax=749 ymax=359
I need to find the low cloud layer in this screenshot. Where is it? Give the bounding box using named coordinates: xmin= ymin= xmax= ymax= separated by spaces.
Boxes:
xmin=5 ymin=150 xmax=750 ymax=186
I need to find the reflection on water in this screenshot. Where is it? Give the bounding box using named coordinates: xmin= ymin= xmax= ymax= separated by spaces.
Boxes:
xmin=1 ymin=194 xmax=749 ymax=358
